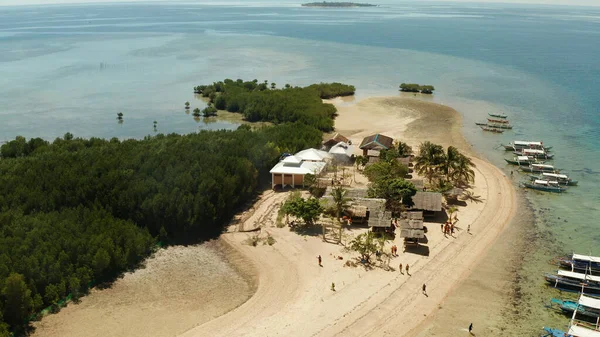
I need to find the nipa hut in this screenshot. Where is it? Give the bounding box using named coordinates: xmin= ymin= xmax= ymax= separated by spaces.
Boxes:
xmin=410 ymin=191 xmax=443 ymax=216
xmin=359 ymin=133 xmax=394 ymax=157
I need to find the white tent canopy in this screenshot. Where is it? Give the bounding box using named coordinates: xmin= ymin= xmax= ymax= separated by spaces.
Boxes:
xmin=517 ymin=156 xmax=530 ymax=161
xmin=568 ymin=325 xmax=600 ymax=337
xmin=579 ymin=294 xmax=600 ymax=310
xmin=295 ymin=148 xmax=331 ymax=162
xmin=573 ymin=254 xmax=600 ymax=264
xmin=329 ymin=142 xmax=354 ymax=156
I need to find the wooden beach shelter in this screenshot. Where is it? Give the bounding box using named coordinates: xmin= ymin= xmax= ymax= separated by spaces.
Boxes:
xmin=269 ymin=154 xmax=327 ymax=189
xmin=359 ymin=133 xmax=394 ymax=157
xmin=398 ymin=211 xmax=425 ymax=240
xmin=411 ymin=191 xmax=443 ymax=217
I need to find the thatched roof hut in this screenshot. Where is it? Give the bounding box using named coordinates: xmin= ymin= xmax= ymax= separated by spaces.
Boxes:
xmin=411 ymin=191 xmax=443 ymax=212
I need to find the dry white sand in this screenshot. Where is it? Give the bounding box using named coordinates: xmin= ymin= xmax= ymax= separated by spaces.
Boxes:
xmin=33 ymin=96 xmax=517 ymax=337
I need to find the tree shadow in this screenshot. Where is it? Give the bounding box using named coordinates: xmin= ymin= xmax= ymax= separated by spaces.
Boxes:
xmin=291 ymin=224 xmax=322 ymax=237
xmin=446 ymin=199 xmax=467 ymax=207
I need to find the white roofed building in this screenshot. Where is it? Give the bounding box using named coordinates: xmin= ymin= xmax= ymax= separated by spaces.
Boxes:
xmin=269 ymin=152 xmax=328 ymax=189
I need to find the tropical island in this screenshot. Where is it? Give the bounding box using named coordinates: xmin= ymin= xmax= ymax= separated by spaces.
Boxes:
xmin=6 ymin=80 xmax=516 ymax=337
xmin=301 ymin=1 xmax=377 ymax=8
xmin=399 ymin=83 xmax=435 ymax=94
xmin=0 ymin=80 xmax=357 ymax=335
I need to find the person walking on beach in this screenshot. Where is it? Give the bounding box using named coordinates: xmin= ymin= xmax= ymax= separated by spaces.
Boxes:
xmin=467 ymin=224 xmax=471 ymax=233
xmin=399 ymin=263 xmax=403 ymax=274
xmin=406 ymin=264 xmax=410 ymax=275
xmin=318 ymin=255 xmax=322 ymax=267
xmin=331 ymin=282 xmax=336 ymax=291
xmin=469 ymin=323 xmax=473 ymax=334
xmin=441 ymin=223 xmax=444 ymax=232
xmin=422 ymin=283 xmax=427 ymax=296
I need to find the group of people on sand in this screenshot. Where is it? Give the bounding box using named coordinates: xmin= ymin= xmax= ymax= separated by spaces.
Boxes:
xmin=442 ymin=215 xmax=459 ymax=237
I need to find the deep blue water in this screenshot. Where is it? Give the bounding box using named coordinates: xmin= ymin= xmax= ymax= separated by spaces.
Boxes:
xmin=1 ymin=1 xmax=599 ymax=334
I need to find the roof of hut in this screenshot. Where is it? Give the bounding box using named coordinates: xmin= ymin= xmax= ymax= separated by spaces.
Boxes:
xmin=359 ymin=134 xmax=394 ymax=151
xmin=411 ymin=191 xmax=443 ymax=211
xmin=323 ymin=133 xmax=350 ymax=148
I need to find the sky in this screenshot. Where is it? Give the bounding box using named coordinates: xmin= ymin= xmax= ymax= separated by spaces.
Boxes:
xmin=0 ymin=0 xmax=598 ymax=6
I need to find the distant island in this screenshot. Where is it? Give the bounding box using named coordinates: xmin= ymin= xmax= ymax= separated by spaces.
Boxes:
xmin=301 ymin=2 xmax=377 ymax=8
xmin=399 ymin=83 xmax=435 ymax=94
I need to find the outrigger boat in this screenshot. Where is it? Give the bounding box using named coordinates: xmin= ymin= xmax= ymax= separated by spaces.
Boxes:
xmin=488 ymin=123 xmax=513 ymax=129
xmin=489 ymin=112 xmax=508 ymax=119
xmin=522 ymin=179 xmax=567 ymax=193
xmin=530 ymin=173 xmax=578 ymax=186
xmin=545 ymin=270 xmax=600 ymax=294
xmin=567 ymin=323 xmax=600 ymax=337
xmin=551 ymin=295 xmax=600 ymax=320
xmin=558 ymin=254 xmax=600 ymax=274
xmin=503 ymin=141 xmax=552 ymax=152
xmin=505 ymin=155 xmax=540 ymax=166
xmin=520 ymin=163 xmax=559 ymax=173
xmin=480 ymin=126 xmax=504 ymax=133
xmin=514 ymin=148 xmax=554 ymax=159
xmin=487 ymin=118 xmax=510 ymax=124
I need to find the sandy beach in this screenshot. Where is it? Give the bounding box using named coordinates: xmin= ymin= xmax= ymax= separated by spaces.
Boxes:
xmin=180 ymin=96 xmax=517 ymax=337
xmin=32 ymin=96 xmax=517 ymax=337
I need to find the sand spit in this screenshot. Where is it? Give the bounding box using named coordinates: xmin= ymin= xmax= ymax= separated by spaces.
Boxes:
xmin=33 ymin=97 xmax=517 ymax=337
xmin=180 ymin=97 xmax=517 ymax=337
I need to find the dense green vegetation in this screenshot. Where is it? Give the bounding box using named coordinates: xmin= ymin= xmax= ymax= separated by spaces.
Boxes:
xmin=0 ymin=80 xmax=353 ymax=334
xmin=399 ymin=83 xmax=435 ymax=94
xmin=301 ymin=1 xmax=376 ymax=7
xmin=194 ymin=79 xmax=355 ymax=131
xmin=360 ymin=143 xmax=416 ymax=213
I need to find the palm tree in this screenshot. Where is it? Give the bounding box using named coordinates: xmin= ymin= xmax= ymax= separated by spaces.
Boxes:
xmin=450 ymin=154 xmax=476 ymax=187
xmin=271 ymin=82 xmax=276 ymax=90
xmin=331 ymin=186 xmax=351 ymax=222
xmin=185 ymin=101 xmax=190 ymax=109
xmin=442 ymin=146 xmax=460 ymax=178
xmin=446 ymin=206 xmax=458 ymax=221
xmin=414 ymin=141 xmax=446 ymax=184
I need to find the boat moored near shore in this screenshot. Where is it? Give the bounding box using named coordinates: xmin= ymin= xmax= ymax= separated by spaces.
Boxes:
xmin=545 ymin=270 xmax=600 ymax=294
xmin=514 ymin=148 xmax=554 ymax=159
xmin=522 ymin=179 xmax=567 ymax=193
xmin=505 ymin=155 xmax=540 ymax=166
xmin=558 ymin=254 xmax=600 ymax=274
xmin=488 ymin=112 xmax=508 ymax=119
xmin=520 ymin=163 xmax=559 ymax=173
xmin=503 ymin=141 xmax=552 ymax=152
xmin=530 ymin=173 xmax=578 ymax=186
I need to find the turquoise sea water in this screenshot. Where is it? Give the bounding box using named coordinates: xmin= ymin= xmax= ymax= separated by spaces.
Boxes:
xmin=1 ymin=1 xmax=599 ymax=334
